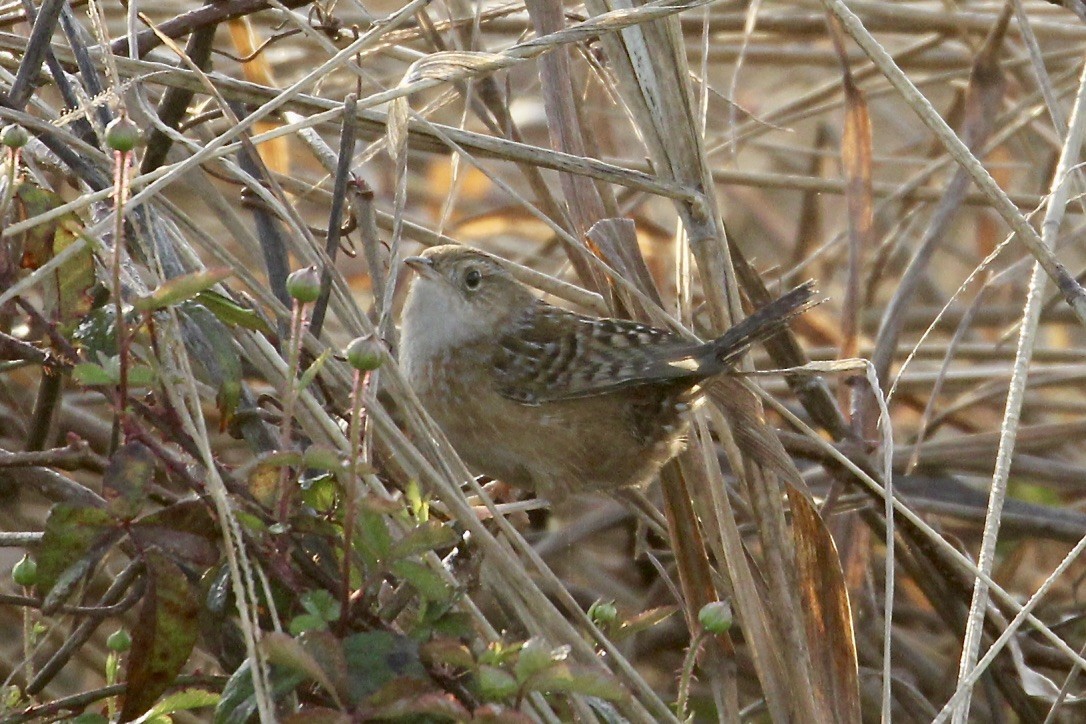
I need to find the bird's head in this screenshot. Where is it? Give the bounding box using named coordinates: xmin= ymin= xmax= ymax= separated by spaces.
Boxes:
xmin=402 ymin=245 xmax=536 ymax=349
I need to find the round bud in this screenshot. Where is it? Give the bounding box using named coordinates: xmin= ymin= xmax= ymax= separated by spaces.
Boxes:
xmin=106 ymin=628 xmax=132 ymax=652
xmin=11 ymin=554 xmax=37 ymax=587
xmin=105 ymin=116 xmax=141 ymax=152
xmin=698 ymin=600 xmax=733 ymax=635
xmin=1 ymin=124 xmax=29 ymax=149
xmin=344 ymin=335 xmax=382 ymax=371
xmin=286 ymin=266 xmax=321 ymax=303
xmin=588 ymin=599 xmax=618 ymax=626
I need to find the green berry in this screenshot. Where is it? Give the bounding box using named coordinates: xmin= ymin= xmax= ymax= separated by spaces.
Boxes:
xmin=698 ymin=600 xmax=733 ymax=635
xmin=105 ymin=116 xmax=140 ymax=153
xmin=11 ymin=555 xmax=37 ymax=587
xmin=1 ymin=124 xmax=29 ymax=149
xmin=286 ymin=266 xmax=321 ymax=303
xmin=344 ymin=335 xmax=383 ymax=371
xmin=588 ymin=599 xmax=618 ymax=626
xmin=106 ymin=628 xmax=131 ymax=652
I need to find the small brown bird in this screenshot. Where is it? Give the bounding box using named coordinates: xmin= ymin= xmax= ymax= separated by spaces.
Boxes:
xmin=400 ymin=245 xmax=814 ymax=501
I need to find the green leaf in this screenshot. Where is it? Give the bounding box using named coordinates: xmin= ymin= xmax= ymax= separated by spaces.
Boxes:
xmin=523 ymin=663 xmax=627 ymax=702
xmin=389 ymin=520 xmax=458 ymax=561
xmin=288 ymin=613 xmax=327 ymax=636
xmin=297 ymin=349 xmax=331 ymax=392
xmin=179 ymin=302 xmax=243 ymax=431
xmin=134 ymin=688 xmax=220 ymax=722
xmin=354 ymin=509 xmax=391 ymax=565
xmin=194 ymin=291 xmax=273 ymax=334
xmin=69 ymin=714 xmax=109 ymax=724
xmin=71 ymin=362 xmax=114 ymax=385
xmin=71 ymin=357 xmax=154 ymax=387
xmin=41 ymin=535 xmax=119 ymax=615
xmin=71 ymin=306 xmax=119 ymax=357
xmin=244 ymin=451 xmax=301 ymax=507
xmin=36 ymin=504 xmax=115 ymax=598
xmin=234 ymin=510 xmax=267 ymax=534
xmin=300 ymin=589 xmax=340 ymax=622
xmin=475 ymin=665 xmax=518 ymax=701
xmin=615 ymin=605 xmax=679 ymax=641
xmin=119 ymin=551 xmax=201 ymax=722
xmin=428 ymin=610 xmax=474 ymax=639
xmin=299 ymin=472 xmax=337 ymax=513
xmin=341 ymin=631 xmax=427 ymax=705
xmin=514 ymin=638 xmax=562 ymax=684
xmin=214 ymin=660 xmax=305 ymax=724
xmin=405 ymin=479 xmax=427 ymax=521
xmin=133 ymin=268 xmax=232 ymax=312
xmin=302 ymin=446 xmax=343 ymax=472
xmin=391 ymin=559 xmax=452 ymax=604
xmin=127 ymin=364 xmax=156 ymax=387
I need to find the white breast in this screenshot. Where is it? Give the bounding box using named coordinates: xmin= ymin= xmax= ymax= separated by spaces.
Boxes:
xmin=401 ymin=278 xmax=479 ymax=386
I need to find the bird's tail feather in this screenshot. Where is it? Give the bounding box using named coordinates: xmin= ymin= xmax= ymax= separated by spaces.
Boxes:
xmin=703 ymin=281 xmax=818 ymax=371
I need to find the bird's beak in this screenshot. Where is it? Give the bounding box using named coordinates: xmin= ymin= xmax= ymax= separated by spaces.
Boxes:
xmin=404 ymin=255 xmax=438 ymax=280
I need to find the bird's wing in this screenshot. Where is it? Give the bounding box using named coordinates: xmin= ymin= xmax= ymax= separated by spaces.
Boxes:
xmin=492 ymin=281 xmax=817 ymax=404
xmin=492 ymin=303 xmax=700 ymax=404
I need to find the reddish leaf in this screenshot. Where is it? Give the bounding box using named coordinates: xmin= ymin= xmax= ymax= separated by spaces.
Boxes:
xmin=130 ymin=500 xmax=220 ymax=567
xmin=298 ymin=630 xmax=350 ymax=701
xmin=103 ymin=442 xmax=156 ymax=520
xmin=789 ymin=488 xmax=861 ymax=724
xmin=824 ymin=16 xmax=873 ymax=368
xmin=281 ymin=708 xmax=351 ymax=724
xmin=365 ymin=680 xmax=471 ymax=721
xmin=262 ymin=631 xmax=345 ymax=709
xmin=119 ymin=551 xmax=200 ymax=721
xmin=14 ymin=183 xmax=96 ymax=325
xmin=420 ymin=637 xmax=475 ymax=670
xmin=473 ymin=703 xmax=536 ymax=723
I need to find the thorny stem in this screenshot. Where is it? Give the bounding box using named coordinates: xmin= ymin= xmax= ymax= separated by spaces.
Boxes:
xmin=340 ymin=367 xmax=370 ymax=626
xmin=112 ymin=143 xmax=132 ymax=433
xmin=105 ymin=649 xmax=120 ymax=720
xmin=21 ymin=583 xmax=35 ymax=687
xmin=0 ymin=145 xmax=19 ymax=225
xmin=676 ymin=630 xmax=707 ymax=720
xmin=276 ymin=298 xmax=309 ymax=526
xmin=0 ymin=440 xmax=97 ymax=469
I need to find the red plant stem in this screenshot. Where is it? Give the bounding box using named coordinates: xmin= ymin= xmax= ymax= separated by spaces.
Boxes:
xmin=340 ymin=367 xmax=370 ymax=626
xmin=112 ymin=147 xmax=131 ymax=431
xmin=275 ymin=300 xmax=307 ymax=526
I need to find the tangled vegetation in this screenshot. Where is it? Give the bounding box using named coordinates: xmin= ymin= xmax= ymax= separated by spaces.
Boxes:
xmin=1 ymin=0 xmax=1086 ymax=721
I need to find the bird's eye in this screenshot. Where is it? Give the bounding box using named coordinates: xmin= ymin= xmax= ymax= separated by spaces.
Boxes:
xmin=464 ymin=268 xmax=482 ymax=290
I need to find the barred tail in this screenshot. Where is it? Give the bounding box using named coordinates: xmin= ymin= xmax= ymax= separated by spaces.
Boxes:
xmin=703 ymin=281 xmax=817 ymax=371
